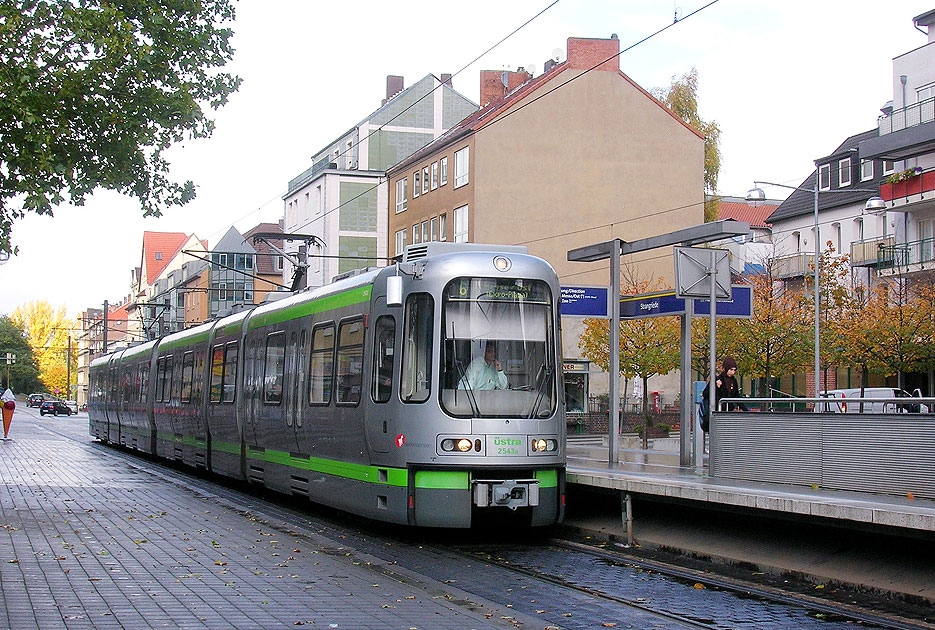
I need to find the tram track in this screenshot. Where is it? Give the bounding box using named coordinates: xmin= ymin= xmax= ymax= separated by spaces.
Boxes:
xmin=448 ymin=537 xmax=935 ymax=630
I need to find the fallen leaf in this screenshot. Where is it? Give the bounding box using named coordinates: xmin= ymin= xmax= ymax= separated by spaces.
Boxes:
xmin=693 ymin=583 xmax=706 ymax=589
xmin=908 ymin=492 xmax=915 ymax=500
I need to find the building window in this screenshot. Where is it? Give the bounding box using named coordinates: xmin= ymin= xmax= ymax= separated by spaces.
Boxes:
xmin=155 ymin=252 xmax=162 ymax=261
xmin=439 ymin=213 xmax=447 ymax=241
xmin=454 ymin=205 xmax=468 ymax=242
xmin=176 ymin=292 xmax=184 ymax=309
xmin=421 ymin=220 xmax=429 ymax=243
xmin=412 ymin=224 xmax=420 ymax=245
xmin=918 ymin=83 xmax=935 ymax=103
xmin=218 ymin=282 xmax=227 ymax=301
xmin=838 ymin=158 xmax=851 ymax=187
xmin=431 ymin=162 xmax=438 ymax=190
xmin=212 ymin=253 xmax=227 ymax=269
xmin=454 ymin=147 xmax=469 ymax=188
xmin=861 ymin=159 xmax=873 ymax=181
xmin=276 ymin=256 xmax=284 ymax=271
xmin=412 ymin=171 xmax=420 ymax=198
xmin=430 ymin=216 xmax=438 ymax=241
xmin=854 ymin=217 xmax=864 ymax=241
xmin=422 ymin=166 xmax=429 ymax=194
xmin=316 ymin=185 xmax=323 ymax=214
xmin=234 ymin=254 xmax=253 ymax=270
xmin=395 ymin=229 xmax=407 ymax=256
xmin=792 ymin=231 xmax=801 ymax=253
xmin=832 ymin=222 xmax=841 ymax=253
xmin=395 ymin=178 xmax=408 ymax=213
xmin=243 ymin=282 xmax=254 ymax=302
xmin=818 ymin=164 xmax=830 ymax=191
xmin=883 ymin=160 xmax=895 ymax=175
xmin=440 ymin=156 xmax=448 ymax=186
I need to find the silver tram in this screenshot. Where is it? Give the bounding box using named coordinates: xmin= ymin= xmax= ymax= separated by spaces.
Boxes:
xmin=89 ymin=243 xmax=566 ymax=527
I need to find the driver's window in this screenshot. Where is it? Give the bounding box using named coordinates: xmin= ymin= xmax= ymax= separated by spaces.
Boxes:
xmin=371 ymin=316 xmax=396 ymax=403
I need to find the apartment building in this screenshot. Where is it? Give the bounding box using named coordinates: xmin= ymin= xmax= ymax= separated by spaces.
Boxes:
xmin=387 ymin=36 xmax=705 ymax=400
xmin=282 ymin=74 xmax=477 ymax=288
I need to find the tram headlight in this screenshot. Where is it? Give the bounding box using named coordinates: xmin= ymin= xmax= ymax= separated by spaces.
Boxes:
xmin=493 ymin=256 xmax=512 ymax=272
xmin=530 ymin=438 xmax=558 ymax=453
xmin=441 ymin=438 xmax=475 ymax=453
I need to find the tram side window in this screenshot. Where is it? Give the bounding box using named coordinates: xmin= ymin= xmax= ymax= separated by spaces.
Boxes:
xmin=210 ymin=345 xmax=224 ymax=403
xmin=401 ymin=293 xmax=433 ymax=403
xmin=336 ymin=318 xmax=364 ymax=405
xmin=192 ymin=351 xmax=205 ymax=402
xmin=264 ymin=332 xmax=285 ymax=405
xmin=223 ymin=342 xmax=238 ymax=403
xmin=139 ymin=364 xmax=149 ymax=404
xmin=180 ymin=352 xmax=194 ymax=403
xmin=172 ymin=354 xmax=184 ymax=403
xmin=309 ymin=324 xmax=334 ymax=405
xmin=371 ymin=315 xmax=396 ymax=403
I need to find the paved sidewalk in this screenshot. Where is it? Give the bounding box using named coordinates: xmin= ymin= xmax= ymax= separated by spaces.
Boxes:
xmin=0 ymin=412 xmax=533 ymax=630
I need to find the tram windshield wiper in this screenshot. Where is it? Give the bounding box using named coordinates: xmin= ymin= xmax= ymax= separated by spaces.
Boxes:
xmin=528 ymin=365 xmax=552 ymax=419
xmin=454 ymin=358 xmax=480 ymax=416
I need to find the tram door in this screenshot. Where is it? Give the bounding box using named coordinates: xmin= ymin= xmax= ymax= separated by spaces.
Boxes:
xmin=284 ymin=330 xmax=308 ymax=454
xmin=365 ymin=305 xmax=396 ymax=453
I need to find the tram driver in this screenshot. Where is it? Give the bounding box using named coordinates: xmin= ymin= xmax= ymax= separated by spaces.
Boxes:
xmin=459 ymin=340 xmax=508 ymax=391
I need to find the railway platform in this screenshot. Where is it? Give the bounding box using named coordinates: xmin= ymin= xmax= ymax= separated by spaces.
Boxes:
xmin=564 ymin=434 xmax=935 ymax=604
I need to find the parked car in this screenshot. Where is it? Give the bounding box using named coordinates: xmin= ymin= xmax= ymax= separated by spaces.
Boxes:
xmin=39 ymin=400 xmax=73 ymax=416
xmin=27 ymin=394 xmax=45 ymax=407
xmin=819 ymin=387 xmax=929 ymax=413
xmin=64 ymin=400 xmax=79 ymax=414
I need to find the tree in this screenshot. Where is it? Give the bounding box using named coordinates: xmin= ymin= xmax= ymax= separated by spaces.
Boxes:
xmin=652 ymin=68 xmax=722 ymax=222
xmin=579 ymin=275 xmax=680 ymax=447
xmin=10 ymin=301 xmax=76 ymax=396
xmin=0 ymin=315 xmax=42 ymax=393
xmin=0 ymin=0 xmax=242 ymax=253
xmin=868 ymin=276 xmax=934 ymax=388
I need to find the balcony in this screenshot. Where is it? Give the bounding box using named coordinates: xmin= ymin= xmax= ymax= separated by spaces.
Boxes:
xmin=770 ymin=252 xmax=814 ymax=279
xmin=878 ymin=97 xmax=935 ymax=135
xmin=850 ymin=235 xmax=895 ymax=267
xmin=877 ymin=237 xmax=935 ymax=276
xmin=879 ymin=167 xmax=935 ymax=209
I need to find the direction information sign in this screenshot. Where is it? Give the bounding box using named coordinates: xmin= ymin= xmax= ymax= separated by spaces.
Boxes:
xmin=560 ymin=286 xmax=608 ymax=318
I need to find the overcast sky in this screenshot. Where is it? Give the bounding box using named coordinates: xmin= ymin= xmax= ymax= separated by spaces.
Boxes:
xmin=2 ymin=0 xmax=932 ymax=318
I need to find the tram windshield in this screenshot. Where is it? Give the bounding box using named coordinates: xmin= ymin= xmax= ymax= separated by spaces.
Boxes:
xmin=441 ymin=277 xmax=555 ymax=418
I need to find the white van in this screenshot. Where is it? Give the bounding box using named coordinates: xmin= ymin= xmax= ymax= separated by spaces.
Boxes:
xmin=819 ymin=387 xmax=928 ymax=413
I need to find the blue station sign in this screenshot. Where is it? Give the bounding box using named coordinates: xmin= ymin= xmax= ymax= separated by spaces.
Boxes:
xmin=561 ymin=285 xmax=753 ymax=319
xmin=692 ymin=285 xmax=753 ymax=318
xmin=560 ymin=286 xmax=609 ymax=318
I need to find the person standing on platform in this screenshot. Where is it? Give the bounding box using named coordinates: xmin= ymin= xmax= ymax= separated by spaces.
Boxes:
xmin=700 ymin=357 xmax=747 ymax=432
xmin=1 ymin=388 xmax=15 ymax=439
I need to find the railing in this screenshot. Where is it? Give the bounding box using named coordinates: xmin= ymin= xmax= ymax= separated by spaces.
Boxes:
xmin=769 ymin=252 xmax=814 ymax=278
xmin=720 ymin=396 xmax=935 ymax=414
xmin=850 ymin=235 xmax=894 ymax=266
xmin=878 ymin=96 xmax=935 ymax=135
xmin=879 ymin=167 xmax=935 ymax=202
xmin=877 ymin=237 xmax=935 ymax=270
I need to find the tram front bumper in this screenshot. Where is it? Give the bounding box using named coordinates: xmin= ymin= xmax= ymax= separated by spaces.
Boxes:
xmin=472 ymin=478 xmax=539 ymax=509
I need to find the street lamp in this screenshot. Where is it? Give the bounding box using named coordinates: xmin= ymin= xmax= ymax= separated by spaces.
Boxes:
xmin=746 ymin=181 xmax=885 ymax=395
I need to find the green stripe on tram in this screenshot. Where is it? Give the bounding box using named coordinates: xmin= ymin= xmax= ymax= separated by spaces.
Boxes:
xmin=535 ymin=469 xmax=558 ymax=487
xmin=248 ymin=286 xmax=372 ymax=329
xmin=416 ymin=470 xmax=469 ymax=489
xmin=211 ymin=439 xmax=241 ymax=455
xmin=247 ymin=448 xmax=409 ymax=487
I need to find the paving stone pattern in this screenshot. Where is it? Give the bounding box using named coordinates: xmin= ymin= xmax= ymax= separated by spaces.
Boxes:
xmin=0 ymin=415 xmax=531 ymax=630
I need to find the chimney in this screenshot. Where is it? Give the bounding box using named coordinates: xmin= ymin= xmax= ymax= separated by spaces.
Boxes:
xmin=478 ymin=68 xmax=532 ymax=106
xmin=440 ymin=73 xmax=452 ymax=87
xmin=382 ymin=75 xmax=404 ymax=105
xmin=566 ymin=36 xmax=620 ymax=72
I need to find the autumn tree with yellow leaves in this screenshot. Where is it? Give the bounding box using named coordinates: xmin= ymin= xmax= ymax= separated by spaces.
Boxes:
xmin=11 ymin=301 xmax=77 ymax=397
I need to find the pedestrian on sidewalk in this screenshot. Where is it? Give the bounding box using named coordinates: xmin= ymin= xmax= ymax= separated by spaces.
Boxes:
xmin=2 ymin=387 xmax=15 ymax=439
